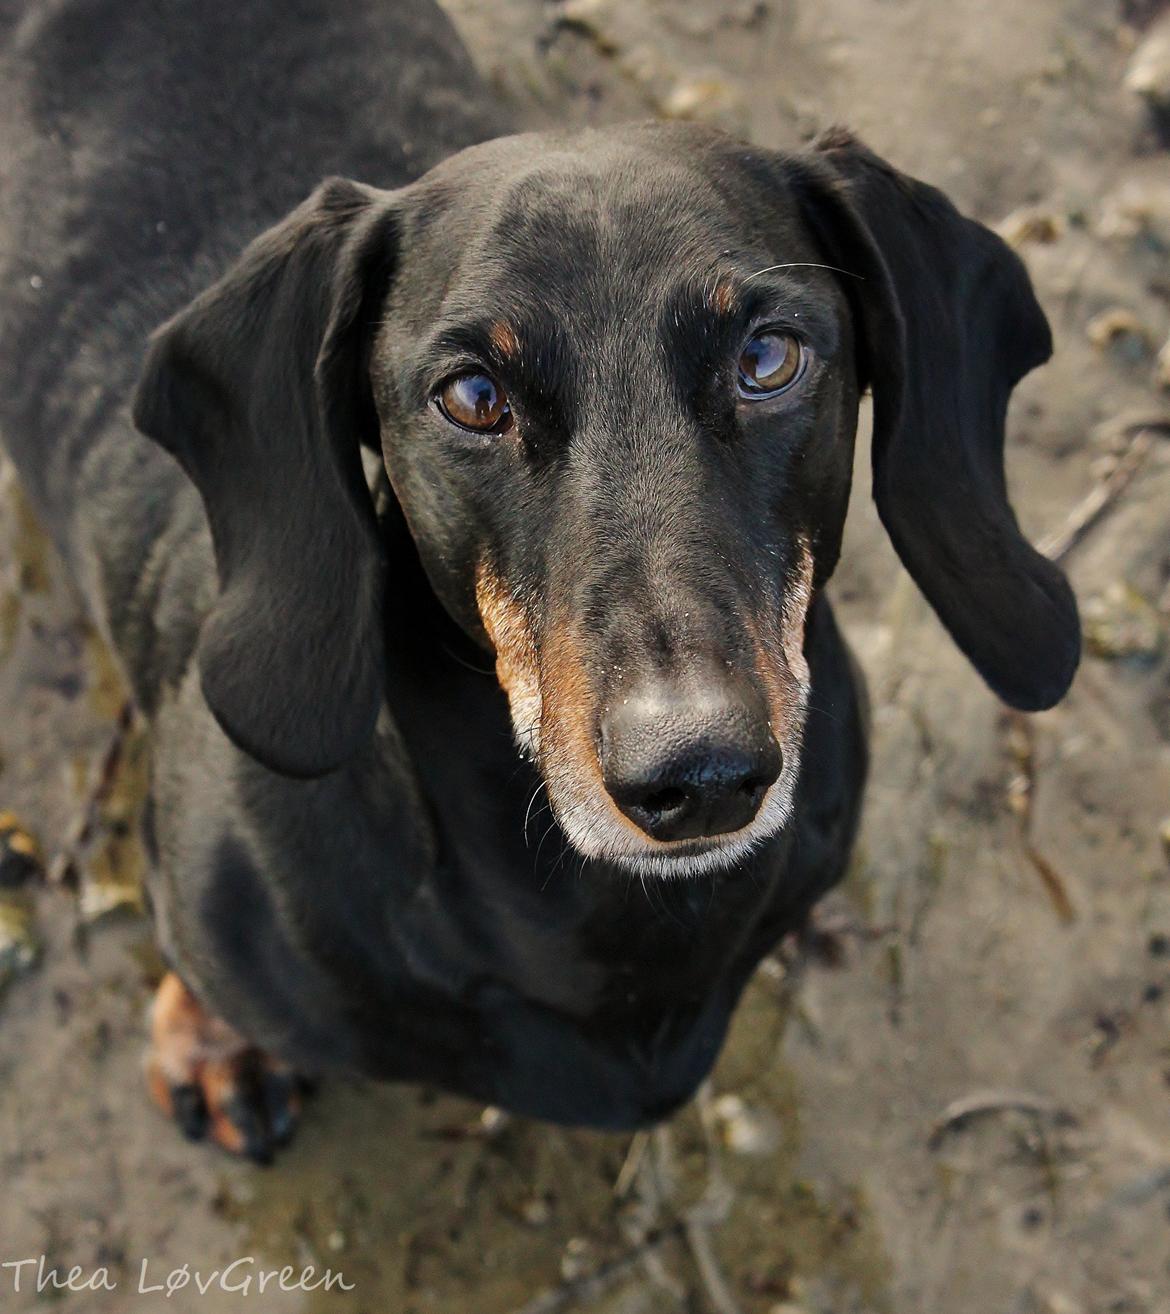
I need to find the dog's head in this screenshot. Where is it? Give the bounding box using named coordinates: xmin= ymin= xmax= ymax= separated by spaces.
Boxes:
xmin=133 ymin=123 xmax=1078 ymax=877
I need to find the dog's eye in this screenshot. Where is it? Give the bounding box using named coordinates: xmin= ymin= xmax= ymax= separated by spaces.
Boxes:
xmin=435 ymin=372 xmax=514 ymax=434
xmin=737 ymin=331 xmax=805 ymax=398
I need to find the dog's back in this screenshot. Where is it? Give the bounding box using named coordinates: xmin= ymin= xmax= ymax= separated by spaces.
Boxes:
xmin=0 ymin=0 xmax=497 ymax=700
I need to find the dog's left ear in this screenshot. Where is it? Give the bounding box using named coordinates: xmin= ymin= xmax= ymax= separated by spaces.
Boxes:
xmin=133 ymin=180 xmax=397 ymax=776
xmin=791 ymin=130 xmax=1079 ymax=710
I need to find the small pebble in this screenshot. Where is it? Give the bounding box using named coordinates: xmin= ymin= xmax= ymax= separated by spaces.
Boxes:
xmin=520 ymin=1197 xmax=552 ymax=1227
xmin=0 ymin=895 xmax=40 ymax=991
xmin=712 ymin=1092 xmax=783 ymax=1156
xmin=660 ymin=78 xmax=735 ymax=120
xmin=998 ymin=207 xmax=1064 ymax=247
xmin=1096 ymin=181 xmax=1170 ymax=249
xmin=1085 ymin=308 xmax=1151 ymax=364
xmin=1125 ymin=13 xmax=1170 ymax=112
xmin=0 ymin=813 xmax=41 ymax=888
xmin=1082 ymin=583 xmax=1163 ymax=662
xmin=480 ymin=1106 xmax=510 ymax=1135
xmin=557 ymin=0 xmax=618 ymax=51
xmin=1156 ymin=338 xmax=1170 ymax=391
xmin=1044 ymin=1292 xmax=1085 ymax=1314
xmin=560 ymin=1236 xmax=596 ymax=1282
xmin=79 ymin=876 xmax=143 ymax=923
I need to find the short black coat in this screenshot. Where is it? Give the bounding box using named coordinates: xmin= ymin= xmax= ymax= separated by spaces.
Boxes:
xmin=0 ymin=0 xmax=1075 ymax=1125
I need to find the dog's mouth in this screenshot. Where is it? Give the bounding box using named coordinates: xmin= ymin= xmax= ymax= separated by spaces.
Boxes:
xmin=475 ymin=552 xmax=815 ymax=878
xmin=538 ymin=759 xmax=806 ymax=879
xmin=535 ymin=691 xmax=805 ymax=878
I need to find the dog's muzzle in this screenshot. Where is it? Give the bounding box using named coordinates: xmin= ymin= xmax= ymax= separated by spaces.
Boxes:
xmin=598 ymin=679 xmax=782 ymax=844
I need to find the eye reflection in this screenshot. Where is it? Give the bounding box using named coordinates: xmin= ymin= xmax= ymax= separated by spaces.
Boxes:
xmin=737 ymin=331 xmax=805 ymax=398
xmin=435 ymin=372 xmax=514 ymax=434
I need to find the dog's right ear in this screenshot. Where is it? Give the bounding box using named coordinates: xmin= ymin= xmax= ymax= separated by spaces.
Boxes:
xmin=133 ymin=180 xmax=398 ymax=777
xmin=789 ymin=131 xmax=1078 ymax=711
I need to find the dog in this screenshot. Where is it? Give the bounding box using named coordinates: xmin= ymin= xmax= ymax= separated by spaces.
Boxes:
xmin=0 ymin=0 xmax=1079 ymax=1160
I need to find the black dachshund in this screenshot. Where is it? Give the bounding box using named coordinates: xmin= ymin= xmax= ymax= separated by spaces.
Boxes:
xmin=0 ymin=0 xmax=1078 ymax=1160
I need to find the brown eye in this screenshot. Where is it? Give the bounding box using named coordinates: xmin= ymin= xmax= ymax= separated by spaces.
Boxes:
xmin=737 ymin=331 xmax=805 ymax=398
xmin=435 ymin=371 xmax=513 ymax=434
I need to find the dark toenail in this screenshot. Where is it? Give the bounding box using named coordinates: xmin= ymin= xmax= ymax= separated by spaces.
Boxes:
xmin=171 ymin=1083 xmax=208 ymax=1140
xmin=245 ymin=1141 xmax=275 ymax=1167
xmin=264 ymin=1089 xmax=297 ymax=1146
xmin=223 ymin=1094 xmax=272 ymax=1165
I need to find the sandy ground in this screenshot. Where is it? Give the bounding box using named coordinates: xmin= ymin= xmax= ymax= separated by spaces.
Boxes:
xmin=2 ymin=1 xmax=1170 ymax=1312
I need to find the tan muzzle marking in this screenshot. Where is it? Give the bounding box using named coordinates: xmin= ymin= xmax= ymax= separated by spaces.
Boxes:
xmin=474 ymin=562 xmax=542 ymax=754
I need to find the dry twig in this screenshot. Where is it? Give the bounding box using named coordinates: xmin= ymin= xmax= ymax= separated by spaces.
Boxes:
xmin=47 ymin=699 xmax=134 ymax=886
xmin=1038 ymin=419 xmax=1167 ymax=562
xmin=613 ymin=1130 xmax=649 ymax=1199
xmin=510 ymin=1223 xmax=686 ymax=1314
xmin=681 ymin=1083 xmax=746 ymax=1314
xmin=928 ymin=1088 xmax=1077 ymax=1150
xmin=1004 ymin=710 xmax=1077 ymax=923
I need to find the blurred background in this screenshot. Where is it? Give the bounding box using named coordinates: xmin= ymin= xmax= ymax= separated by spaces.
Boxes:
xmin=2 ymin=1 xmax=1170 ymax=1311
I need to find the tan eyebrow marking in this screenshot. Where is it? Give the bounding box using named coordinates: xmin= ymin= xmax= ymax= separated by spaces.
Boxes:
xmin=708 ymin=275 xmax=738 ymax=316
xmin=488 ymin=320 xmax=521 ymax=359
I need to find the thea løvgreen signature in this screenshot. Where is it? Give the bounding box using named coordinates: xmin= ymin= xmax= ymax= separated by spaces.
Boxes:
xmin=1 ymin=1255 xmax=355 ymax=1297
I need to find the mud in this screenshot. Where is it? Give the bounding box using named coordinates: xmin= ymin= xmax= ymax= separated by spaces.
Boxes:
xmin=2 ymin=2 xmax=1170 ymax=1312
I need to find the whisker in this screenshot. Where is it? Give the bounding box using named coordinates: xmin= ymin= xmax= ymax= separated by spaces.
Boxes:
xmin=539 ymin=814 xmax=587 ymax=890
xmin=532 ymin=796 xmax=588 ymax=879
xmin=440 ymin=642 xmax=496 ymax=676
xmin=744 ymin=261 xmax=865 ymax=282
xmin=802 ymin=697 xmax=845 ymax=728
xmin=547 ymin=840 xmax=575 ymax=886
xmin=540 ymin=842 xmax=564 ymax=891
xmin=522 ymin=780 xmax=548 ymax=848
xmin=527 ymin=798 xmax=553 ymax=830
xmin=534 ymin=817 xmax=559 ymax=873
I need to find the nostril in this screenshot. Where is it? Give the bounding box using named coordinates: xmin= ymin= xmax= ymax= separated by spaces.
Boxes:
xmin=640 ymin=785 xmax=688 ymax=817
xmin=599 ymin=694 xmax=783 ymax=844
xmin=738 ymin=774 xmax=769 ymax=801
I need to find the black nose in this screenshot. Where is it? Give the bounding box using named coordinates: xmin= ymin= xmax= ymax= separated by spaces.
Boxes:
xmin=599 ymin=687 xmax=782 ymax=843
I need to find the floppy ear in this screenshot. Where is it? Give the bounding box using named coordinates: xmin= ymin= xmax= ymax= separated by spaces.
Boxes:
xmin=792 ymin=129 xmax=1079 ymax=710
xmin=132 ymin=179 xmax=397 ymax=776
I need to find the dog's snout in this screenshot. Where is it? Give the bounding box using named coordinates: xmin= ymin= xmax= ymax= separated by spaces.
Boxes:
xmin=599 ymin=688 xmax=781 ymax=843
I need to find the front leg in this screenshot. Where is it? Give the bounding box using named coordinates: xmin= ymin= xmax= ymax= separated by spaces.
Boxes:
xmin=145 ymin=972 xmax=308 ymax=1164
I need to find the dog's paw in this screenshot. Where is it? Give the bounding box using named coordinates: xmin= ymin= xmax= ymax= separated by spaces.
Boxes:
xmin=145 ymin=972 xmax=309 ymax=1164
